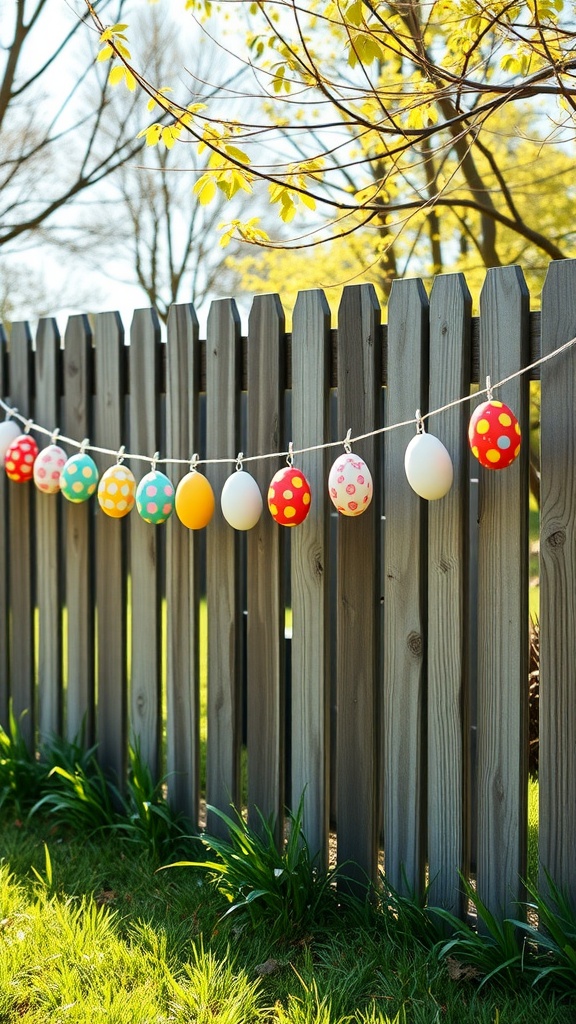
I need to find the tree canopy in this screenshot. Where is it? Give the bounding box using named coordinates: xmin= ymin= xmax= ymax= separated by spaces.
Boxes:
xmin=84 ymin=0 xmax=576 ymax=276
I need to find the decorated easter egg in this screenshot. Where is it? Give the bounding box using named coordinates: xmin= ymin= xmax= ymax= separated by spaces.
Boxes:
xmin=328 ymin=452 xmax=373 ymax=516
xmin=404 ymin=432 xmax=453 ymax=500
xmin=0 ymin=420 xmax=22 ymax=466
xmin=268 ymin=465 xmax=311 ymax=526
xmin=468 ymin=400 xmax=521 ymax=470
xmin=33 ymin=444 xmax=67 ymax=494
xmin=5 ymin=434 xmax=39 ymax=482
xmin=136 ymin=470 xmax=175 ymax=525
xmin=221 ymin=470 xmax=263 ymax=531
xmin=175 ymin=470 xmax=215 ymax=529
xmin=60 ymin=453 xmax=99 ymax=503
xmin=97 ymin=463 xmax=136 ymax=518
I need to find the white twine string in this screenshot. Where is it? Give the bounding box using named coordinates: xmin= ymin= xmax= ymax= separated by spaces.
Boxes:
xmin=1 ymin=332 xmax=574 ymax=469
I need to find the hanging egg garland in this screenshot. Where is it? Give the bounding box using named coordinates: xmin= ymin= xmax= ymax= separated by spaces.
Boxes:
xmin=404 ymin=431 xmax=453 ymax=500
xmin=5 ymin=434 xmax=39 ymax=482
xmin=0 ymin=419 xmax=22 ymax=466
xmin=98 ymin=462 xmax=136 ymax=518
xmin=60 ymin=452 xmax=99 ymax=503
xmin=136 ymin=469 xmax=175 ymax=525
xmin=33 ymin=443 xmax=67 ymax=494
xmin=175 ymin=469 xmax=215 ymax=529
xmin=221 ymin=469 xmax=263 ymax=531
xmin=268 ymin=464 xmax=311 ymax=526
xmin=328 ymin=451 xmax=373 ymax=516
xmin=468 ymin=399 xmax=521 ymax=470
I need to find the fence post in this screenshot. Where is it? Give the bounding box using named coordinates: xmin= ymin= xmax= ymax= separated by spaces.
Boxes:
xmin=0 ymin=323 xmax=10 ymax=728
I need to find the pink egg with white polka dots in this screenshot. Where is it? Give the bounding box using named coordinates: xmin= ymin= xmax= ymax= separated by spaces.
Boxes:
xmin=33 ymin=444 xmax=67 ymax=494
xmin=328 ymin=452 xmax=373 ymax=517
xmin=5 ymin=434 xmax=39 ymax=483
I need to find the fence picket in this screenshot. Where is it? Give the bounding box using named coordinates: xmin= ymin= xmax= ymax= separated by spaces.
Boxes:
xmin=7 ymin=321 xmax=35 ymax=747
xmin=63 ymin=315 xmax=95 ymax=744
xmin=129 ymin=308 xmax=163 ymax=777
xmin=539 ymin=258 xmax=576 ymax=899
xmin=35 ymin=318 xmax=63 ymax=741
xmin=0 ymin=324 xmax=9 ymax=727
xmin=246 ymin=294 xmax=286 ymax=836
xmin=383 ymin=278 xmax=429 ymax=896
xmin=93 ymin=312 xmax=127 ymax=783
xmin=205 ymin=298 xmax=243 ymax=831
xmin=165 ymin=302 xmax=200 ymax=822
xmin=335 ymin=284 xmax=382 ymax=885
xmin=476 ymin=266 xmax=530 ymax=920
xmin=427 ymin=274 xmax=472 ymax=914
xmin=291 ymin=289 xmax=331 ymax=865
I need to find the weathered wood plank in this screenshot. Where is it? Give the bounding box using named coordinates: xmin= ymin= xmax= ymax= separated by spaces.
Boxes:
xmin=129 ymin=308 xmax=163 ymax=778
xmin=335 ymin=284 xmax=381 ymax=886
xmin=246 ymin=294 xmax=286 ymax=833
xmin=476 ymin=266 xmax=529 ymax=921
xmin=165 ymin=302 xmax=200 ymax=822
xmin=205 ymin=298 xmax=242 ymax=831
xmin=291 ymin=289 xmax=331 ymax=865
xmin=62 ymin=315 xmax=95 ymax=744
xmin=383 ymin=278 xmax=429 ymax=895
xmin=427 ymin=274 xmax=472 ymax=914
xmin=35 ymin=318 xmax=63 ymax=741
xmin=539 ymin=258 xmax=576 ymax=903
xmin=7 ymin=322 xmax=35 ymax=747
xmin=93 ymin=312 xmax=127 ymax=784
xmin=0 ymin=324 xmax=9 ymax=728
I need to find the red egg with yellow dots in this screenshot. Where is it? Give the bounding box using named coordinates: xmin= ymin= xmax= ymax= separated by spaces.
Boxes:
xmin=5 ymin=434 xmax=39 ymax=482
xmin=267 ymin=465 xmax=311 ymax=526
xmin=468 ymin=399 xmax=521 ymax=470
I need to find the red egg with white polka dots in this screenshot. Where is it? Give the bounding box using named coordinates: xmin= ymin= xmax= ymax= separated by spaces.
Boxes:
xmin=468 ymin=400 xmax=521 ymax=470
xmin=267 ymin=465 xmax=311 ymax=526
xmin=5 ymin=434 xmax=39 ymax=482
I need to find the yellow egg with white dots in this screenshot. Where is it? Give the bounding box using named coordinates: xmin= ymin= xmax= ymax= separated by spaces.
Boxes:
xmin=97 ymin=464 xmax=136 ymax=518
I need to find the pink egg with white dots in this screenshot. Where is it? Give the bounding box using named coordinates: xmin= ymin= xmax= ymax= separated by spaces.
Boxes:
xmin=136 ymin=469 xmax=175 ymax=525
xmin=33 ymin=443 xmax=67 ymax=494
xmin=5 ymin=434 xmax=39 ymax=483
xmin=328 ymin=452 xmax=373 ymax=517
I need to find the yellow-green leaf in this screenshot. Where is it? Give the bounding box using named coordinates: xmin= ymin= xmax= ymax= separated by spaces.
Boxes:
xmin=97 ymin=44 xmax=114 ymax=62
xmin=109 ymin=65 xmax=126 ymax=87
xmin=193 ymin=175 xmax=217 ymax=205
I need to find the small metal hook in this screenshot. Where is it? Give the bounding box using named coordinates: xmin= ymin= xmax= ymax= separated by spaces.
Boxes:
xmin=80 ymin=438 xmax=90 ymax=454
xmin=151 ymin=451 xmax=160 ymax=472
xmin=343 ymin=428 xmax=352 ymax=454
xmin=415 ymin=409 xmax=425 ymax=434
xmin=486 ymin=375 xmax=493 ymax=401
xmin=23 ymin=419 xmax=33 ymax=435
xmin=51 ymin=426 xmax=60 ymax=445
xmin=235 ymin=451 xmax=244 ymax=472
xmin=116 ymin=445 xmax=126 ymax=465
xmin=286 ymin=441 xmax=294 ymax=467
xmin=190 ymin=452 xmax=199 ymax=472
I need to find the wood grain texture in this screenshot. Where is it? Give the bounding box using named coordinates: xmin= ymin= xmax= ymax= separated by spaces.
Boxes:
xmin=427 ymin=274 xmax=472 ymax=913
xmin=476 ymin=266 xmax=529 ymax=921
xmin=335 ymin=284 xmax=381 ymax=886
xmin=35 ymin=318 xmax=63 ymax=740
xmin=291 ymin=289 xmax=331 ymax=866
xmin=7 ymin=322 xmax=35 ymax=747
xmin=246 ymin=294 xmax=286 ymax=835
xmin=205 ymin=299 xmax=242 ymax=832
xmin=539 ymin=258 xmax=576 ymax=901
xmin=165 ymin=302 xmax=200 ymax=822
xmin=93 ymin=312 xmax=127 ymax=783
xmin=62 ymin=315 xmax=95 ymax=744
xmin=383 ymin=278 xmax=429 ymax=896
xmin=129 ymin=308 xmax=162 ymax=778
xmin=0 ymin=324 xmax=9 ymax=727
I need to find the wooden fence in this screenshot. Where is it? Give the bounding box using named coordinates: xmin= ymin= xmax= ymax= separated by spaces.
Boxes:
xmin=1 ymin=260 xmax=576 ymax=922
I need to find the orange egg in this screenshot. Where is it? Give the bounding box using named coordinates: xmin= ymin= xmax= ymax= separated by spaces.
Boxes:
xmin=175 ymin=470 xmax=215 ymax=529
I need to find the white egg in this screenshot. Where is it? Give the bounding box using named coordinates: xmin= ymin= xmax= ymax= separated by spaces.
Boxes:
xmin=33 ymin=443 xmax=67 ymax=493
xmin=0 ymin=420 xmax=22 ymax=466
xmin=404 ymin=432 xmax=453 ymax=500
xmin=221 ymin=470 xmax=263 ymax=530
xmin=328 ymin=452 xmax=373 ymax=516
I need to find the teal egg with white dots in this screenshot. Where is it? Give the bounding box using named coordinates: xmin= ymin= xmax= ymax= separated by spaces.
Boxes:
xmin=60 ymin=453 xmax=99 ymax=503
xmin=136 ymin=469 xmax=175 ymax=525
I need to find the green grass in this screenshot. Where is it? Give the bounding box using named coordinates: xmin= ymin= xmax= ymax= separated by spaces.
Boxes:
xmin=0 ymin=813 xmax=574 ymax=1024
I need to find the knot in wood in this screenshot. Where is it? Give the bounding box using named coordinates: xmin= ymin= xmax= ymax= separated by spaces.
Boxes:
xmin=547 ymin=529 xmax=566 ymax=548
xmin=407 ymin=630 xmax=423 ymax=658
